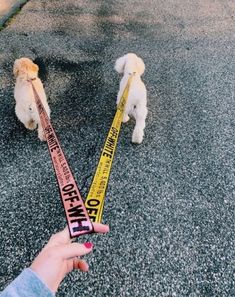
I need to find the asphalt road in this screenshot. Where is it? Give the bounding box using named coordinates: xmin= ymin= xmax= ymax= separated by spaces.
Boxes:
xmin=0 ymin=1 xmax=235 ymax=296
xmin=0 ymin=0 xmax=27 ymax=26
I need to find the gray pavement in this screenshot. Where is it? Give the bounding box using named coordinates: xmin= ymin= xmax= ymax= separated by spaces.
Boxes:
xmin=0 ymin=1 xmax=235 ymax=296
xmin=0 ymin=0 xmax=27 ymax=27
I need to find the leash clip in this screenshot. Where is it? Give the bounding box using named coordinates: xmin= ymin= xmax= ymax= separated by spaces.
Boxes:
xmin=27 ymin=77 xmax=36 ymax=83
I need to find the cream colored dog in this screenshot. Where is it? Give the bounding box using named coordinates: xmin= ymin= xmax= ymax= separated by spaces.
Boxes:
xmin=13 ymin=57 xmax=50 ymax=141
xmin=115 ymin=53 xmax=147 ymax=144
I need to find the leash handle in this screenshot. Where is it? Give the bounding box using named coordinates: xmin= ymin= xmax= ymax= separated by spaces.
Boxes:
xmin=30 ymin=81 xmax=93 ymax=238
xmin=85 ymin=75 xmax=133 ymax=223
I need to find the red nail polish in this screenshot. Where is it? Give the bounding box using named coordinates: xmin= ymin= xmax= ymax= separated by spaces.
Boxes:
xmin=84 ymin=242 xmax=93 ymax=249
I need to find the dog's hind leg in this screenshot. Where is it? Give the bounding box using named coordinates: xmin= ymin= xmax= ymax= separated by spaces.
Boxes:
xmin=15 ymin=104 xmax=34 ymax=130
xmin=123 ymin=113 xmax=130 ymax=123
xmin=38 ymin=123 xmax=46 ymax=141
xmin=132 ymin=106 xmax=147 ymax=144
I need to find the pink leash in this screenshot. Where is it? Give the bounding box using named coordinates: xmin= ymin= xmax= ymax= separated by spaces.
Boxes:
xmin=29 ymin=79 xmax=93 ymax=238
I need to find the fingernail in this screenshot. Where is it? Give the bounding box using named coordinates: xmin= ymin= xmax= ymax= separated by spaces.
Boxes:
xmin=84 ymin=242 xmax=93 ymax=249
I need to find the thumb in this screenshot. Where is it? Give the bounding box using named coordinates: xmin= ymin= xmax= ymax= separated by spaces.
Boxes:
xmin=58 ymin=242 xmax=93 ymax=260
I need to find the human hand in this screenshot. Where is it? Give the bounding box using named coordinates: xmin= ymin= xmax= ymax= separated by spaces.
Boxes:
xmin=30 ymin=223 xmax=109 ymax=292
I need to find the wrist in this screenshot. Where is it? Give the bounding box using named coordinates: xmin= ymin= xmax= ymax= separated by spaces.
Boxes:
xmin=30 ymin=263 xmax=59 ymax=293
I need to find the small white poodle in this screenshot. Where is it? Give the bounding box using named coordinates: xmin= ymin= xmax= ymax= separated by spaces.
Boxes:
xmin=13 ymin=57 xmax=50 ymax=141
xmin=115 ymin=53 xmax=147 ymax=144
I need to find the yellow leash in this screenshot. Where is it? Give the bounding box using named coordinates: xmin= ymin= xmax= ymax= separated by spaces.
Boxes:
xmin=85 ymin=74 xmax=133 ymax=223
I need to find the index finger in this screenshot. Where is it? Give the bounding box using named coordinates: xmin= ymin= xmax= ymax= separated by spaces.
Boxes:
xmin=46 ymin=223 xmax=109 ymax=248
xmin=93 ymin=222 xmax=110 ymax=233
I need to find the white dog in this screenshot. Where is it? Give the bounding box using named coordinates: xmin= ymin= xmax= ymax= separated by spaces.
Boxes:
xmin=13 ymin=57 xmax=50 ymax=141
xmin=115 ymin=53 xmax=147 ymax=144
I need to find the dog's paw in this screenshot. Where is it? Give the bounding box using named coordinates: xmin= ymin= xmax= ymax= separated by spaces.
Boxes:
xmin=38 ymin=131 xmax=46 ymax=141
xmin=132 ymin=131 xmax=143 ymax=144
xmin=122 ymin=115 xmax=130 ymax=123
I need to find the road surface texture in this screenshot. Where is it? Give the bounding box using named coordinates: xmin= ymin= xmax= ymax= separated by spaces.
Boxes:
xmin=0 ymin=0 xmax=27 ymax=26
xmin=0 ymin=1 xmax=234 ymax=296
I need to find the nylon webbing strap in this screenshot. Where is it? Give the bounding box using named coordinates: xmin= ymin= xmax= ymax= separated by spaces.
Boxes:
xmin=85 ymin=74 xmax=133 ymax=223
xmin=30 ymin=81 xmax=93 ymax=238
